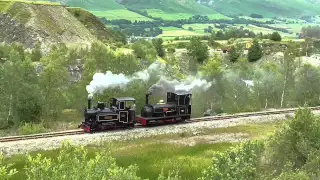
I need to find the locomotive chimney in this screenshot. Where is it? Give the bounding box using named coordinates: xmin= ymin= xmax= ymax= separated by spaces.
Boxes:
xmin=88 ymin=94 xmax=93 ymax=109
xmin=145 ymin=94 xmax=149 ymax=105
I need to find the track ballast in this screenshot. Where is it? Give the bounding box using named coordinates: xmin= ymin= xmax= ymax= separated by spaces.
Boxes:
xmin=1 ymin=106 xmax=319 ymax=143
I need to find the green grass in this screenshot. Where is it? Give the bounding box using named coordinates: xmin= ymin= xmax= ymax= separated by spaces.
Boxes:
xmin=0 ymin=109 xmax=82 ymax=137
xmin=117 ymin=0 xmax=229 ymax=20
xmin=201 ymin=0 xmax=320 ymax=18
xmin=158 ymin=26 xmax=205 ymax=39
xmin=1 ymin=0 xmax=60 ymax=6
xmin=4 ymin=122 xmax=279 ymax=179
xmin=145 ymin=9 xmax=229 ymax=21
xmin=182 ymin=23 xmax=220 ymax=34
xmin=91 ymin=9 xmax=152 ymax=21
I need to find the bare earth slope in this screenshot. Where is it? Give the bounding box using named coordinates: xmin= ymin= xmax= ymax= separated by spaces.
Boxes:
xmin=0 ymin=1 xmax=122 ymax=53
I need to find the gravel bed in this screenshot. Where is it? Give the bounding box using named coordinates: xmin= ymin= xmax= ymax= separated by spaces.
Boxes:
xmin=1 ymin=110 xmax=320 ymax=157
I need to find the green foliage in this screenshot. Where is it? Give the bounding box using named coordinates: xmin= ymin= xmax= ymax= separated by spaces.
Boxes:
xmin=273 ymin=171 xmax=310 ymax=180
xmin=132 ymin=40 xmax=157 ymax=62
xmin=208 ymin=39 xmax=222 ymax=49
xmin=295 ymin=64 xmax=320 ymax=106
xmin=300 ymin=25 xmax=320 ymax=39
xmin=152 ymin=38 xmax=165 ymax=57
xmin=0 ymin=153 xmax=17 ymax=180
xmin=31 ymin=42 xmax=42 ymax=62
xmin=39 ymin=48 xmax=70 ymax=118
xmin=228 ymin=45 xmax=240 ymax=62
xmin=270 ymin=32 xmax=282 ymax=41
xmin=187 ymin=36 xmax=209 ymax=63
xmin=266 ymin=108 xmax=320 ymax=175
xmin=199 ymin=141 xmax=264 ymax=180
xmin=18 ymin=122 xmax=46 ymax=135
xmin=247 ymin=39 xmax=262 ymax=62
xmin=24 ymin=141 xmax=142 ymax=180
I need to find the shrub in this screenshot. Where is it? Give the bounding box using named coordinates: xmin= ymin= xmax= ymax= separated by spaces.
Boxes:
xmin=0 ymin=153 xmax=17 ymax=180
xmin=18 ymin=123 xmax=46 ymax=135
xmin=25 ymin=141 xmax=142 ymax=180
xmin=198 ymin=141 xmax=264 ymax=180
xmin=265 ymin=108 xmax=320 ymax=176
xmin=270 ymin=32 xmax=282 ymax=41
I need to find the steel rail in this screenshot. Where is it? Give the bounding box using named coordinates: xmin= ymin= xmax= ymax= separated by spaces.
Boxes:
xmin=0 ymin=129 xmax=85 ymax=143
xmin=1 ymin=106 xmax=319 ymax=143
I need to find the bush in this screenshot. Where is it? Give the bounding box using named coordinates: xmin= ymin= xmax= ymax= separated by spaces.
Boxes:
xmin=0 ymin=153 xmax=17 ymax=180
xmin=24 ymin=142 xmax=142 ymax=180
xmin=18 ymin=123 xmax=46 ymax=135
xmin=265 ymin=108 xmax=320 ymax=177
xmin=199 ymin=141 xmax=264 ymax=180
xmin=270 ymin=32 xmax=282 ymax=41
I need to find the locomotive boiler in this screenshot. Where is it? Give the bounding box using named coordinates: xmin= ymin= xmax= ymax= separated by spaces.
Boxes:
xmin=79 ymin=96 xmax=136 ymax=132
xmin=136 ymin=91 xmax=192 ymax=126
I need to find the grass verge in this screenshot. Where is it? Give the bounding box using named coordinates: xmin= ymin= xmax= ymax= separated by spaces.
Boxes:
xmin=3 ymin=122 xmax=280 ymax=179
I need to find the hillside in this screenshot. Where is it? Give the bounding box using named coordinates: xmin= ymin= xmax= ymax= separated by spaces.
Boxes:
xmin=37 ymin=0 xmax=227 ymax=20
xmin=199 ymin=0 xmax=320 ymax=18
xmin=33 ymin=0 xmax=153 ymax=21
xmin=0 ymin=0 xmax=124 ymax=53
xmin=117 ymin=0 xmax=228 ymax=20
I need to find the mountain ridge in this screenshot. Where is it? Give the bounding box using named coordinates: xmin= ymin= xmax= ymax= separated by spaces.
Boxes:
xmin=36 ymin=0 xmax=320 ymax=19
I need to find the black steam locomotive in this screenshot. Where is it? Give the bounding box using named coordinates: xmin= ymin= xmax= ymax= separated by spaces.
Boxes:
xmin=79 ymin=96 xmax=136 ymax=133
xmin=79 ymin=91 xmax=192 ymax=132
xmin=136 ymin=91 xmax=192 ymax=126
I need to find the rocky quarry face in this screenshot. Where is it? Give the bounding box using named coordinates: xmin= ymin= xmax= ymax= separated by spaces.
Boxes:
xmin=32 ymin=59 xmax=83 ymax=82
xmin=0 ymin=13 xmax=37 ymax=51
xmin=0 ymin=3 xmax=96 ymax=55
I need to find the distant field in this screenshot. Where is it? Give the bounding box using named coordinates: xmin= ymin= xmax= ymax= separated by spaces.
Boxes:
xmin=158 ymin=26 xmax=204 ymax=39
xmin=182 ymin=23 xmax=220 ymax=34
xmin=91 ymin=10 xmax=152 ymax=21
xmin=145 ymin=9 xmax=229 ymax=21
xmin=239 ymin=16 xmax=272 ymax=23
xmin=200 ymin=0 xmax=320 ymax=18
xmin=269 ymin=23 xmax=319 ymax=34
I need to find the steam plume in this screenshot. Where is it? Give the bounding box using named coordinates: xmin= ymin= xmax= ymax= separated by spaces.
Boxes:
xmin=147 ymin=74 xmax=212 ymax=96
xmin=86 ymin=60 xmax=212 ymax=97
xmin=86 ymin=61 xmax=165 ymax=96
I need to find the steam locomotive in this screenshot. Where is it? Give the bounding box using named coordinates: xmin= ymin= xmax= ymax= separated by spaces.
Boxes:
xmin=79 ymin=91 xmax=192 ymax=132
xmin=79 ymin=96 xmax=136 ymax=133
xmin=136 ymin=91 xmax=192 ymax=126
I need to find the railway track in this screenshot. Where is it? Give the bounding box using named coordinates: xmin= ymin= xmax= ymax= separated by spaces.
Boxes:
xmin=1 ymin=106 xmax=320 ymax=143
xmin=0 ymin=129 xmax=85 ymax=143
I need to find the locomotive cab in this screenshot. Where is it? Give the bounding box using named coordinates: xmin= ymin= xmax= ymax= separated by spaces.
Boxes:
xmin=110 ymin=97 xmax=136 ymax=124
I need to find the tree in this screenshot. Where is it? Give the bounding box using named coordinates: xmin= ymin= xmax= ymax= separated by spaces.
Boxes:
xmin=132 ymin=40 xmax=157 ymax=62
xmin=152 ymin=38 xmax=165 ymax=57
xmin=31 ymin=42 xmax=42 ymax=62
xmin=0 ymin=47 xmax=43 ymax=127
xmin=187 ymin=36 xmax=209 ymax=63
xmin=228 ymin=45 xmax=240 ymax=62
xmin=295 ymin=64 xmax=320 ymax=106
xmin=301 ymin=37 xmax=314 ymax=56
xmin=39 ymin=48 xmax=70 ymax=118
xmin=270 ymin=32 xmax=282 ymax=41
xmin=247 ymin=39 xmax=262 ymax=62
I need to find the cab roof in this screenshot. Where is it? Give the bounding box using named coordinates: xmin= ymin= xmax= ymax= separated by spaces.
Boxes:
xmin=113 ymin=97 xmax=136 ymax=101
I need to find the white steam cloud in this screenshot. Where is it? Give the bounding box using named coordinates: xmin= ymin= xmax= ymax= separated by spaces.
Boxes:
xmin=147 ymin=75 xmax=212 ymax=96
xmin=86 ymin=60 xmax=212 ymax=97
xmin=86 ymin=61 xmax=165 ymax=96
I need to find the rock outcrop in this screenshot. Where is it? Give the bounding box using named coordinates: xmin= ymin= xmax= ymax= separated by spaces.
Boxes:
xmin=0 ymin=1 xmax=122 ymax=55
